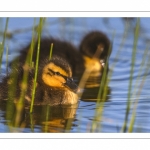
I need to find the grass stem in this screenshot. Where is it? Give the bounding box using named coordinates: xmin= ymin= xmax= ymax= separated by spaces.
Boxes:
xmin=49 ymin=43 xmax=53 ymax=60
xmin=121 ymin=18 xmax=140 ymax=132
xmin=30 ymin=18 xmax=44 ymax=113
xmin=0 ymin=18 xmax=9 ymax=72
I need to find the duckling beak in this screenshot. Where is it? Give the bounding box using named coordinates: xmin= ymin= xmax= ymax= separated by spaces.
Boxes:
xmin=64 ymin=77 xmax=78 ymax=93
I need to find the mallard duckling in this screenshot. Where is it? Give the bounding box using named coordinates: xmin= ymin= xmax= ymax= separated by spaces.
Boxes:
xmin=0 ymin=55 xmax=78 ymax=106
xmin=79 ymin=31 xmax=111 ymax=73
xmin=10 ymin=31 xmax=111 ymax=76
xmin=34 ymin=55 xmax=78 ymax=105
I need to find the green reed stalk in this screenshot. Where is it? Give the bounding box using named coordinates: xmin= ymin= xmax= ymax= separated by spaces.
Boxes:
xmin=17 ymin=18 xmax=37 ymax=104
xmin=131 ymin=45 xmax=149 ymax=99
xmin=97 ymin=59 xmax=110 ymax=101
xmin=109 ymin=20 xmax=130 ymax=75
xmin=29 ymin=18 xmax=37 ymax=67
xmin=91 ymin=21 xmax=130 ymax=132
xmin=44 ymin=105 xmax=50 ymax=132
xmin=30 ymin=18 xmax=44 ymax=113
xmin=65 ymin=118 xmax=74 ymax=132
xmin=128 ymin=45 xmax=150 ymax=132
xmin=0 ymin=18 xmax=9 ymax=71
xmin=12 ymin=55 xmax=32 ymax=127
xmin=121 ymin=18 xmax=140 ymax=132
xmin=12 ymin=18 xmax=38 ymax=127
xmin=6 ymin=58 xmax=20 ymax=128
xmin=91 ymin=46 xmax=111 ymax=132
xmin=49 ymin=43 xmax=53 ymax=60
xmin=28 ymin=19 xmax=37 ymax=126
xmin=17 ymin=58 xmax=30 ymax=105
xmin=29 ymin=113 xmax=34 ymax=132
xmin=90 ymin=29 xmax=118 ymax=132
xmin=43 ymin=43 xmax=54 ymax=132
xmin=6 ymin=44 xmax=9 ymax=75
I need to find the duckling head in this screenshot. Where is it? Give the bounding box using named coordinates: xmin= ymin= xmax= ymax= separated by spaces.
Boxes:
xmin=39 ymin=55 xmax=78 ymax=93
xmin=79 ymin=31 xmax=111 ymax=72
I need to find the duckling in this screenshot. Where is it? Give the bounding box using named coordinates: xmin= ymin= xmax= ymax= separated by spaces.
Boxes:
xmin=10 ymin=31 xmax=111 ymax=76
xmin=79 ymin=31 xmax=111 ymax=73
xmin=0 ymin=55 xmax=78 ymax=106
xmin=34 ymin=55 xmax=78 ymax=105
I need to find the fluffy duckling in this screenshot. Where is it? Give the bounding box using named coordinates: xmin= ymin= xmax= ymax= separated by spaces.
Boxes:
xmin=0 ymin=55 xmax=78 ymax=106
xmin=10 ymin=31 xmax=111 ymax=76
xmin=79 ymin=31 xmax=111 ymax=73
xmin=34 ymin=55 xmax=78 ymax=105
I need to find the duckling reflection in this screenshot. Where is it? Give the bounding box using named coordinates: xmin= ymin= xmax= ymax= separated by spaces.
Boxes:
xmin=0 ymin=55 xmax=79 ymax=106
xmin=0 ymin=101 xmax=78 ymax=132
xmin=39 ymin=104 xmax=78 ymax=132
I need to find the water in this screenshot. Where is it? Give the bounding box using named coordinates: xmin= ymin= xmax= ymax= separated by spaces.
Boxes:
xmin=0 ymin=17 xmax=150 ymax=133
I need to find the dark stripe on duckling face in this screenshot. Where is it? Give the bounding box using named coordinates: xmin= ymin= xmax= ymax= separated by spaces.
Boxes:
xmin=48 ymin=68 xmax=78 ymax=93
xmin=42 ymin=62 xmax=78 ymax=93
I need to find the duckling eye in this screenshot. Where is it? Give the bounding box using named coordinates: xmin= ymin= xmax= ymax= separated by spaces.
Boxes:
xmin=54 ymin=72 xmax=60 ymax=76
xmin=47 ymin=68 xmax=60 ymax=76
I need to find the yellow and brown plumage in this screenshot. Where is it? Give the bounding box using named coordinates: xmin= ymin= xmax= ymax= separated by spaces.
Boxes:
xmin=0 ymin=55 xmax=78 ymax=106
xmin=35 ymin=56 xmax=78 ymax=105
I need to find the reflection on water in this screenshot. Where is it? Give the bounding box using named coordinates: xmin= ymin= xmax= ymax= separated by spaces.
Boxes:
xmin=0 ymin=17 xmax=150 ymax=133
xmin=0 ymin=100 xmax=78 ymax=132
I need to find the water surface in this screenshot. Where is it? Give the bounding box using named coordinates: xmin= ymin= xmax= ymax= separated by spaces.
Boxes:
xmin=0 ymin=17 xmax=150 ymax=133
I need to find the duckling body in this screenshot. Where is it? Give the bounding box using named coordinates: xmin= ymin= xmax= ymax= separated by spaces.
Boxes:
xmin=12 ymin=38 xmax=84 ymax=76
xmin=0 ymin=55 xmax=78 ymax=106
xmin=79 ymin=31 xmax=111 ymax=73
